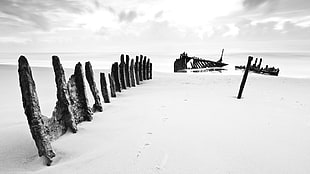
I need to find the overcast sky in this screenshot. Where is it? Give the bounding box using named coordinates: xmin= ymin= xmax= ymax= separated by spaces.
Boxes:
xmin=0 ymin=0 xmax=309 ymax=53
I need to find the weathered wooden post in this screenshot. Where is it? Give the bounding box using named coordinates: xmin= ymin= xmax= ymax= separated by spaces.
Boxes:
xmin=52 ymin=56 xmax=77 ymax=134
xmin=18 ymin=56 xmax=55 ymax=166
xmin=143 ymin=56 xmax=147 ymax=80
xmin=253 ymin=58 xmax=258 ymax=68
xmin=125 ymin=55 xmax=131 ymax=87
xmin=119 ymin=54 xmax=127 ymax=89
xmin=85 ymin=61 xmax=103 ymax=112
xmin=150 ymin=63 xmax=152 ymax=79
xmin=130 ymin=59 xmax=136 ymax=87
xmin=135 ymin=56 xmax=140 ymax=85
xmin=67 ymin=62 xmax=93 ymax=123
xmin=257 ymin=58 xmax=262 ymax=70
xmin=108 ymin=73 xmax=116 ymax=97
xmin=146 ymin=59 xmax=150 ymax=80
xmin=111 ymin=62 xmax=121 ymax=92
xmin=100 ymin=72 xmax=110 ymax=103
xmin=139 ymin=55 xmax=143 ymax=81
xmin=237 ymin=56 xmax=253 ymax=99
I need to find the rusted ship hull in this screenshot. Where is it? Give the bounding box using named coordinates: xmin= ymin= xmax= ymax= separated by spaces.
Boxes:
xmin=174 ymin=50 xmax=228 ymax=72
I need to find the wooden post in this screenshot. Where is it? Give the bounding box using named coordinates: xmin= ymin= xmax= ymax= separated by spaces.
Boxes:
xmin=125 ymin=55 xmax=131 ymax=87
xmin=119 ymin=54 xmax=127 ymax=89
xmin=52 ymin=56 xmax=77 ymax=135
xmin=253 ymin=58 xmax=258 ymax=68
xmin=130 ymin=59 xmax=136 ymax=87
xmin=135 ymin=56 xmax=140 ymax=85
xmin=67 ymin=62 xmax=93 ymax=123
xmin=237 ymin=56 xmax=253 ymax=99
xmin=18 ymin=56 xmax=55 ymax=166
xmin=108 ymin=73 xmax=116 ymax=97
xmin=146 ymin=59 xmax=150 ymax=80
xmin=257 ymin=58 xmax=262 ymax=70
xmin=143 ymin=56 xmax=147 ymax=80
xmin=150 ymin=63 xmax=152 ymax=79
xmin=111 ymin=62 xmax=121 ymax=92
xmin=85 ymin=61 xmax=103 ymax=112
xmin=100 ymin=73 xmax=110 ymax=103
xmin=139 ymin=55 xmax=143 ymax=81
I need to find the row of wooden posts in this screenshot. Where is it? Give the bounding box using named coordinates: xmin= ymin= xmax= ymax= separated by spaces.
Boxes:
xmin=18 ymin=54 xmax=152 ymax=166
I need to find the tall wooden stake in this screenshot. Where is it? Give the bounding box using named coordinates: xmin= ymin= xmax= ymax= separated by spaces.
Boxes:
xmin=237 ymin=56 xmax=253 ymax=99
xmin=18 ymin=56 xmax=55 ymax=166
xmin=143 ymin=56 xmax=147 ymax=80
xmin=146 ymin=59 xmax=150 ymax=80
xmin=100 ymin=72 xmax=110 ymax=103
xmin=85 ymin=61 xmax=103 ymax=112
xmin=150 ymin=63 xmax=152 ymax=79
xmin=130 ymin=59 xmax=136 ymax=87
xmin=111 ymin=62 xmax=121 ymax=92
xmin=108 ymin=73 xmax=116 ymax=97
xmin=125 ymin=55 xmax=131 ymax=87
xmin=139 ymin=55 xmax=143 ymax=81
xmin=119 ymin=54 xmax=127 ymax=89
xmin=135 ymin=56 xmax=140 ymax=85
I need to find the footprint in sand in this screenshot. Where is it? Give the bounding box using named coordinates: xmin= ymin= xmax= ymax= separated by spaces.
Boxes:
xmin=136 ymin=132 xmax=153 ymax=158
xmin=162 ymin=117 xmax=168 ymax=122
xmin=155 ymin=154 xmax=169 ymax=171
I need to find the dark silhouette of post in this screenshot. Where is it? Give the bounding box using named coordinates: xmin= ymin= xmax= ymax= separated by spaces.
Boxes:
xmin=257 ymin=58 xmax=262 ymax=70
xmin=130 ymin=59 xmax=136 ymax=87
xmin=111 ymin=62 xmax=121 ymax=92
xmin=125 ymin=55 xmax=131 ymax=87
xmin=85 ymin=61 xmax=103 ymax=112
xmin=135 ymin=56 xmax=140 ymax=85
xmin=143 ymin=56 xmax=147 ymax=80
xmin=108 ymin=73 xmax=116 ymax=97
xmin=119 ymin=54 xmax=127 ymax=89
xmin=253 ymin=58 xmax=258 ymax=68
xmin=237 ymin=56 xmax=253 ymax=99
xmin=146 ymin=59 xmax=150 ymax=80
xmin=150 ymin=63 xmax=152 ymax=79
xmin=68 ymin=62 xmax=93 ymax=123
xmin=139 ymin=55 xmax=143 ymax=81
xmin=18 ymin=56 xmax=55 ymax=166
xmin=52 ymin=56 xmax=77 ymax=134
xmin=100 ymin=72 xmax=110 ymax=103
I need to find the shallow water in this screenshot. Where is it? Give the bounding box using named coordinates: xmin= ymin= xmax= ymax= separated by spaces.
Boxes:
xmin=0 ymin=51 xmax=309 ymax=78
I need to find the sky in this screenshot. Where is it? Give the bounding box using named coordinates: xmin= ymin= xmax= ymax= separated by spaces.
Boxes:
xmin=0 ymin=0 xmax=310 ymax=53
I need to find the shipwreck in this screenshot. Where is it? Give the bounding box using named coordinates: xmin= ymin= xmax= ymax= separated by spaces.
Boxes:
xmin=174 ymin=49 xmax=228 ymax=72
xmin=235 ymin=57 xmax=280 ymax=76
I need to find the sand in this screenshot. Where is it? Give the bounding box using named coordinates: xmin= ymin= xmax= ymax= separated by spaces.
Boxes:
xmin=0 ymin=64 xmax=310 ymax=174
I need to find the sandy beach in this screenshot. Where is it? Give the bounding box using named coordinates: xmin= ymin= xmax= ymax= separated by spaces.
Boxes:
xmin=0 ymin=64 xmax=309 ymax=174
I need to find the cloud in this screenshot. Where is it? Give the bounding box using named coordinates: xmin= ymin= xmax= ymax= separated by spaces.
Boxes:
xmin=155 ymin=11 xmax=164 ymax=19
xmin=1 ymin=0 xmax=310 ymax=52
xmin=235 ymin=19 xmax=310 ymax=41
xmin=0 ymin=0 xmax=99 ymax=31
xmin=242 ymin=0 xmax=310 ymax=13
xmin=118 ymin=10 xmax=138 ymax=23
xmin=222 ymin=24 xmax=240 ymax=37
xmin=0 ymin=36 xmax=30 ymax=43
xmin=243 ymin=0 xmax=273 ymax=9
